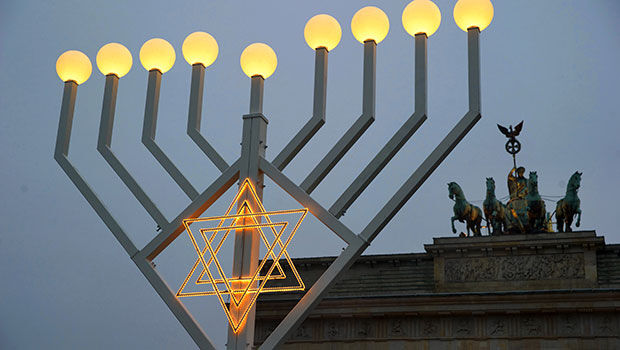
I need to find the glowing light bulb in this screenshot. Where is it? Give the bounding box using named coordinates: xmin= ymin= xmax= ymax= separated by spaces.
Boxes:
xmin=96 ymin=43 xmax=132 ymax=78
xmin=453 ymin=0 xmax=494 ymax=32
xmin=56 ymin=50 xmax=92 ymax=85
xmin=182 ymin=32 xmax=219 ymax=67
xmin=140 ymin=38 xmax=176 ymax=73
xmin=351 ymin=6 xmax=390 ymax=44
xmin=239 ymin=43 xmax=277 ymax=79
xmin=304 ymin=14 xmax=342 ymax=51
xmin=402 ymin=0 xmax=441 ymax=37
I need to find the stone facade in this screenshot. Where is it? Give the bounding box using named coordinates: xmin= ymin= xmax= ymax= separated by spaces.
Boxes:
xmin=254 ymin=231 xmax=620 ymax=349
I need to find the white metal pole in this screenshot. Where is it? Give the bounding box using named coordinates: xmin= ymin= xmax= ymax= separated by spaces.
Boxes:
xmin=228 ymin=75 xmax=267 ymax=350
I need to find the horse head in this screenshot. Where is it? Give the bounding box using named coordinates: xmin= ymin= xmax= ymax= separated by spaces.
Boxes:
xmin=448 ymin=182 xmax=461 ymax=200
xmin=568 ymin=171 xmax=582 ymax=192
xmin=528 ymin=171 xmax=538 ymax=187
xmin=486 ymin=177 xmax=495 ymax=193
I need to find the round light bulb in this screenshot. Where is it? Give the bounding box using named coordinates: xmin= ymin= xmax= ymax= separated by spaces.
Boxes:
xmin=453 ymin=0 xmax=494 ymax=32
xmin=96 ymin=43 xmax=133 ymax=78
xmin=304 ymin=14 xmax=342 ymax=51
xmin=139 ymin=38 xmax=176 ymax=73
xmin=402 ymin=0 xmax=441 ymax=37
xmin=239 ymin=43 xmax=277 ymax=79
xmin=56 ymin=50 xmax=92 ymax=85
xmin=351 ymin=6 xmax=390 ymax=44
xmin=182 ymin=31 xmax=219 ymax=67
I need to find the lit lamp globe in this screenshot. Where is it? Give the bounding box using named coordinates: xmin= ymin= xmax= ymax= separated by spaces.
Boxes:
xmin=453 ymin=0 xmax=494 ymax=32
xmin=402 ymin=0 xmax=441 ymax=37
xmin=182 ymin=31 xmax=219 ymax=67
xmin=140 ymin=38 xmax=176 ymax=73
xmin=96 ymin=43 xmax=132 ymax=78
xmin=56 ymin=50 xmax=92 ymax=85
xmin=240 ymin=43 xmax=277 ymax=79
xmin=351 ymin=6 xmax=390 ymax=44
xmin=304 ymin=14 xmax=342 ymax=51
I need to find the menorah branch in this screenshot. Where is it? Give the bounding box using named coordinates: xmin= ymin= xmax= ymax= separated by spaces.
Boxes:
xmin=300 ymin=40 xmax=377 ymax=194
xmin=142 ymin=69 xmax=199 ymax=199
xmin=272 ymin=48 xmax=328 ymax=171
xmin=330 ymin=33 xmax=429 ymax=218
xmin=360 ymin=28 xmax=482 ymax=242
xmin=54 ymin=81 xmax=138 ymax=256
xmin=96 ymin=74 xmax=168 ymax=228
xmin=187 ymin=64 xmax=230 ymax=172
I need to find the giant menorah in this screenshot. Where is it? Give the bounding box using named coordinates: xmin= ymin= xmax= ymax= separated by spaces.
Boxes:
xmin=54 ymin=1 xmax=493 ymax=349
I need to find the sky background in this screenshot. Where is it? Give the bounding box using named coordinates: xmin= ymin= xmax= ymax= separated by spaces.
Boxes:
xmin=1 ymin=0 xmax=619 ymax=348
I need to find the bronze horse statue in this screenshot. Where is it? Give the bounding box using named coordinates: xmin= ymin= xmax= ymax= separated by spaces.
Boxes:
xmin=556 ymin=171 xmax=582 ymax=232
xmin=483 ymin=177 xmax=506 ymax=235
xmin=448 ymin=182 xmax=482 ymax=236
xmin=525 ymin=171 xmax=547 ymax=232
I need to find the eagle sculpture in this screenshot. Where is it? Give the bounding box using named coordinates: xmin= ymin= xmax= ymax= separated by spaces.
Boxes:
xmin=497 ymin=121 xmax=523 ymax=140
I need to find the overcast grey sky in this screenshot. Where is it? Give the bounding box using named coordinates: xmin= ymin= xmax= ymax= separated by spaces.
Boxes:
xmin=1 ymin=0 xmax=619 ymax=348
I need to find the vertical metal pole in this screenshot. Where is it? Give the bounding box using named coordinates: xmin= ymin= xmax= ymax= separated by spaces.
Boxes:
xmin=468 ymin=27 xmax=481 ymax=112
xmin=55 ymin=81 xmax=78 ymax=157
xmin=414 ymin=33 xmax=428 ymax=114
xmin=312 ymin=47 xmax=328 ymax=121
xmin=142 ymin=70 xmax=162 ymax=141
xmin=362 ymin=40 xmax=376 ymax=118
xmin=228 ymin=75 xmax=267 ymax=350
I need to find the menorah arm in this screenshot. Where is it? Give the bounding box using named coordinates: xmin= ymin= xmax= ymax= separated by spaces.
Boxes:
xmin=97 ymin=74 xmax=169 ymax=229
xmin=299 ymin=40 xmax=377 ymax=194
xmin=271 ymin=48 xmax=328 ymax=171
xmin=54 ymin=81 xmax=138 ymax=256
xmin=187 ymin=64 xmax=229 ymax=172
xmin=142 ymin=70 xmax=199 ymax=199
xmin=330 ymin=34 xmax=429 ymax=218
xmin=359 ymin=28 xmax=482 ymax=242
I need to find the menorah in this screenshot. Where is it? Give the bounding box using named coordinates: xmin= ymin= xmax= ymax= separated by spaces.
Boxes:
xmin=54 ymin=1 xmax=494 ymax=349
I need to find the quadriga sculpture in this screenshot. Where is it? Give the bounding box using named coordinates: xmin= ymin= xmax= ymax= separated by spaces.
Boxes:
xmin=483 ymin=177 xmax=506 ymax=235
xmin=448 ymin=182 xmax=482 ymax=236
xmin=556 ymin=171 xmax=582 ymax=232
xmin=525 ymin=171 xmax=547 ymax=232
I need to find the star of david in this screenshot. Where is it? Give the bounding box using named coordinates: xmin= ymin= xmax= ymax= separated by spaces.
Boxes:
xmin=176 ymin=179 xmax=307 ymax=332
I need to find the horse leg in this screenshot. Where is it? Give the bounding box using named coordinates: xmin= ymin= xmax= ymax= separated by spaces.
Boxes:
xmin=576 ymin=209 xmax=582 ymax=228
xmin=475 ymin=218 xmax=482 ymax=237
xmin=451 ymin=216 xmax=457 ymax=234
xmin=486 ymin=217 xmax=491 ymax=235
xmin=566 ymin=215 xmax=573 ymax=232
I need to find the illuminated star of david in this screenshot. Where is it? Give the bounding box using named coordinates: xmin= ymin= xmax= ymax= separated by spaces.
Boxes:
xmin=176 ymin=179 xmax=307 ymax=332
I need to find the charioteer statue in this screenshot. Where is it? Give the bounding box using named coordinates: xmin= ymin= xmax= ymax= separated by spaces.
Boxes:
xmin=448 ymin=120 xmax=583 ymax=236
